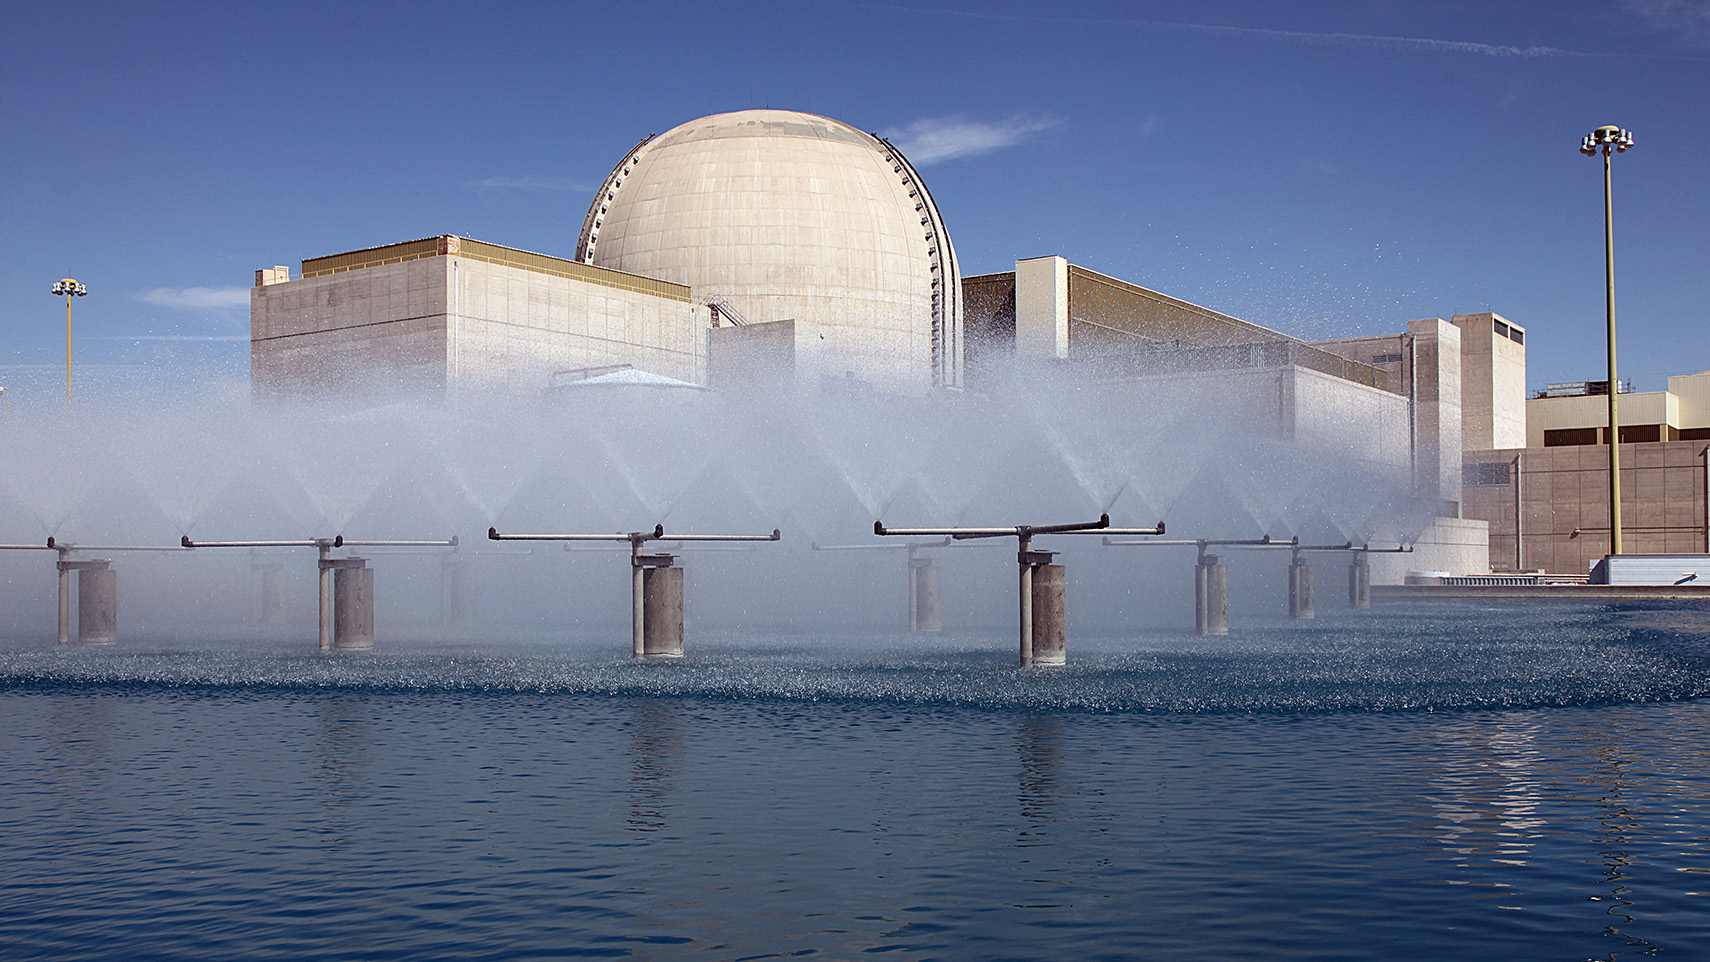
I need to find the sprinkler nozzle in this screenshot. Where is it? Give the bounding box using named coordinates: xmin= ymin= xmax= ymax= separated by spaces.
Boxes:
xmin=180 ymin=535 xmax=192 ymax=548
xmin=46 ymin=537 xmax=56 ymax=549
xmin=488 ymin=527 xmax=499 ymax=540
xmin=333 ymin=535 xmax=344 ymax=548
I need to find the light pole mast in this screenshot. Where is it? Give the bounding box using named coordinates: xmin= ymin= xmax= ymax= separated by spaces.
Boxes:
xmin=52 ymin=278 xmax=87 ymax=404
xmin=1580 ymin=125 xmax=1633 ymax=555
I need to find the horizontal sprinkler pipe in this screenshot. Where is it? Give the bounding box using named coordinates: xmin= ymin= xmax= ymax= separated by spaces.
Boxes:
xmin=1101 ymin=535 xmax=1284 ymax=548
xmin=338 ymin=537 xmax=459 ymax=548
xmin=182 ymin=536 xmax=341 ymax=549
xmin=671 ymin=531 xmax=783 ymax=543
xmin=489 ymin=525 xmax=663 ymax=543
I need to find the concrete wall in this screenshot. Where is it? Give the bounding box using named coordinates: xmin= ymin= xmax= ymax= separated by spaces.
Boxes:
xmin=1287 ymin=366 xmax=1412 ymax=474
xmin=1669 ymin=370 xmax=1710 ymax=428
xmin=1365 ymin=517 xmax=1491 ymax=584
xmin=446 ymin=257 xmax=705 ymax=394
xmin=253 ymin=252 xmax=706 ymax=396
xmin=710 ymin=319 xmax=797 ymax=391
xmin=1463 ymin=440 xmax=1710 ymax=574
xmin=1452 ymin=312 xmax=1526 ymax=451
xmin=1014 ymin=256 xmax=1068 ymax=360
xmin=1408 ymin=318 xmax=1462 ymax=515
xmin=252 ymin=258 xmax=450 ymax=395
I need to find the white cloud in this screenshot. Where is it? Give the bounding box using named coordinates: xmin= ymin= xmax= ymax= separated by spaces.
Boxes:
xmin=853 ymin=3 xmax=1605 ymax=58
xmin=1624 ymin=0 xmax=1710 ymax=47
xmin=881 ymin=115 xmax=1063 ymax=165
xmin=138 ymin=286 xmax=251 ymax=310
xmin=470 ymin=175 xmax=589 ymax=192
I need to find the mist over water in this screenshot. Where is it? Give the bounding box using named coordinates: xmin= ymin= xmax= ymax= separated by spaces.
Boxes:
xmin=0 ymin=363 xmax=1434 ymax=639
xmin=7 ymin=371 xmax=1710 ymax=962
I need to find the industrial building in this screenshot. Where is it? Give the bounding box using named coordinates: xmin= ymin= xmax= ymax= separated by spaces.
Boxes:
xmin=263 ymin=107 xmax=1686 ymax=580
xmin=1463 ymin=370 xmax=1710 ymax=574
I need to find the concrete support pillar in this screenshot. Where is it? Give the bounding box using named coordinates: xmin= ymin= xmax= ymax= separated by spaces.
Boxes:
xmin=332 ymin=560 xmax=373 ymax=650
xmin=57 ymin=564 xmax=71 ymax=645
xmin=1349 ymin=556 xmax=1371 ymax=608
xmin=440 ymin=559 xmax=472 ymax=627
xmin=1195 ymin=555 xmax=1229 ymax=636
xmin=318 ymin=545 xmax=334 ymax=652
xmin=251 ymin=563 xmax=288 ymax=625
xmin=77 ymin=564 xmax=117 ymax=644
xmin=910 ymin=559 xmax=942 ymax=632
xmin=642 ymin=566 xmax=684 ymax=658
xmin=1288 ymin=559 xmax=1315 ymax=619
xmin=1029 ymin=564 xmax=1066 ymax=665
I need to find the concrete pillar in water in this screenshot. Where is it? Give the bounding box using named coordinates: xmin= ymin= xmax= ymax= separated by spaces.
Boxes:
xmin=251 ymin=563 xmax=288 ymax=625
xmin=440 ymin=558 xmax=472 ymax=626
xmin=1029 ymin=563 xmax=1066 ymax=665
xmin=1348 ymin=556 xmax=1371 ymax=608
xmin=910 ymin=558 xmax=942 ymax=632
xmin=1195 ymin=554 xmax=1229 ymax=636
xmin=332 ymin=559 xmax=373 ymax=650
xmin=318 ymin=544 xmax=335 ymax=652
xmin=77 ymin=563 xmax=117 ymax=644
xmin=1288 ymin=558 xmax=1315 ymax=619
xmin=642 ymin=565 xmax=684 ymax=657
xmin=57 ymin=563 xmax=71 ymax=645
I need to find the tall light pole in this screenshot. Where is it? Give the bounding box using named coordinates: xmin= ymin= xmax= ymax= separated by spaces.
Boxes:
xmin=1581 ymin=125 xmax=1633 ymax=556
xmin=52 ymin=278 xmax=86 ymax=404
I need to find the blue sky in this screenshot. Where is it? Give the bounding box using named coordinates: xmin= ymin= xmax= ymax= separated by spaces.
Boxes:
xmin=2 ymin=0 xmax=1705 ymax=403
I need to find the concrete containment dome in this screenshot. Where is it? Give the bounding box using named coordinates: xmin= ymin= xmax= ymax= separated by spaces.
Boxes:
xmin=576 ymin=109 xmax=961 ymax=393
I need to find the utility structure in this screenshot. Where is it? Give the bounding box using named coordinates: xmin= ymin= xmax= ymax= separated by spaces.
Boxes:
xmin=1580 ymin=124 xmax=1635 ymax=556
xmin=337 ymin=541 xmax=486 ymax=628
xmin=873 ymin=514 xmax=1165 ymax=666
xmin=1101 ymin=535 xmax=1293 ymax=635
xmin=488 ymin=524 xmax=782 ymax=658
xmin=811 ymin=537 xmax=962 ymax=631
xmin=0 ymin=538 xmax=191 ymax=644
xmin=181 ymin=534 xmax=458 ymax=650
xmin=51 ymin=278 xmax=86 ymax=403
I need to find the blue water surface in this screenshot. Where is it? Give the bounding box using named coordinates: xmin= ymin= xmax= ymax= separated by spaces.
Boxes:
xmin=3 ymin=601 xmax=1709 ymax=960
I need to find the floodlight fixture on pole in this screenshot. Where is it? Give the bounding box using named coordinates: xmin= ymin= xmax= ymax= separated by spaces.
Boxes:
xmin=52 ymin=278 xmax=87 ymax=404
xmin=1580 ymin=124 xmax=1633 ymax=555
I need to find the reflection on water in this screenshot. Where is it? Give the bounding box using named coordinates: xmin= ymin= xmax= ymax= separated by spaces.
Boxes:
xmin=627 ymin=701 xmax=683 ymax=835
xmin=1426 ymin=714 xmax=1547 ymax=870
xmin=311 ymin=696 xmax=373 ymax=843
xmin=45 ymin=695 xmax=117 ymax=817
xmin=4 ymin=602 xmax=1710 ymax=961
xmin=1015 ymin=714 xmax=1066 ymax=833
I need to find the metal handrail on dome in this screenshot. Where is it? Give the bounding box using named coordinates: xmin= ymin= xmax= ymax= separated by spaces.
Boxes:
xmin=577 ymin=133 xmax=654 ymax=265
xmin=705 ymin=296 xmax=750 ymax=327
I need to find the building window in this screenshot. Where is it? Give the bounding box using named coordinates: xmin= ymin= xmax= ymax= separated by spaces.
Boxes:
xmin=1495 ymin=320 xmax=1511 ymax=339
xmin=1371 ymin=352 xmax=1403 ymax=364
xmin=1544 ymin=428 xmax=1600 ymax=447
xmin=1508 ymin=328 xmax=1524 ymax=345
xmin=1463 ymin=462 xmax=1512 ymax=486
xmin=1618 ymin=424 xmax=1662 ymax=443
